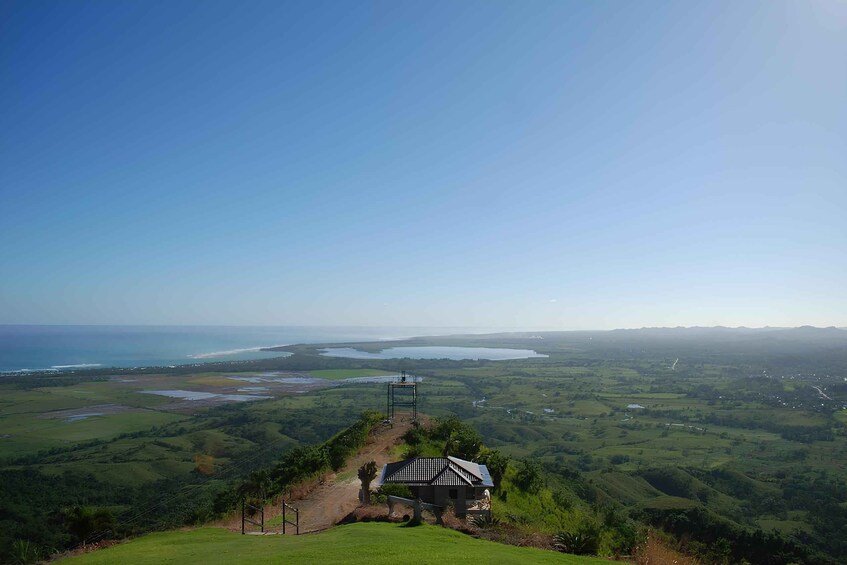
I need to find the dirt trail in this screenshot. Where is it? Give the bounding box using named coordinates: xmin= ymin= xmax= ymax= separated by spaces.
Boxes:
xmin=221 ymin=417 xmax=418 ymax=534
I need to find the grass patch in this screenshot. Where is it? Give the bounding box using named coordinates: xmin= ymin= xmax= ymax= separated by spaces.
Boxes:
xmin=60 ymin=523 xmax=606 ymax=564
xmin=309 ymin=369 xmax=396 ymax=380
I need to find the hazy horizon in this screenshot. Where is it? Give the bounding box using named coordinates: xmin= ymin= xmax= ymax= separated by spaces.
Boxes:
xmin=2 ymin=1 xmax=845 ymax=329
xmin=0 ymin=322 xmax=844 ymax=333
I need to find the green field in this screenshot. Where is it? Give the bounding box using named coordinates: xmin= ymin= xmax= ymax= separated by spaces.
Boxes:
xmin=59 ymin=524 xmax=605 ymax=564
xmin=309 ymin=369 xmax=396 ymax=380
xmin=3 ymin=328 xmax=847 ymax=564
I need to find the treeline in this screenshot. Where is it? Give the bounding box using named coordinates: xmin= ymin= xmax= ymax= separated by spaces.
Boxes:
xmin=639 ymin=406 xmax=837 ymax=443
xmin=0 ymin=410 xmax=382 ymax=564
xmin=0 ymin=469 xmax=128 ymax=564
xmin=632 ymin=466 xmax=847 ymax=564
xmin=215 ymin=410 xmax=384 ymax=512
xmin=637 ymin=503 xmax=834 ymax=565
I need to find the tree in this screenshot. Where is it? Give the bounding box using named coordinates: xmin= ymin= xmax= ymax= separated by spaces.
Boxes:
xmin=478 ymin=448 xmax=509 ymax=490
xmin=63 ymin=506 xmax=116 ymax=547
xmin=238 ymin=469 xmax=271 ymax=501
xmin=514 ymin=458 xmax=543 ymax=494
xmin=442 ymin=426 xmax=482 ymax=460
xmin=358 ymin=461 xmax=378 ymax=505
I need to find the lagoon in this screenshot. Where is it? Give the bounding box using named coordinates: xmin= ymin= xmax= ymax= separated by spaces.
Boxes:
xmin=319 ymin=346 xmax=547 ymax=361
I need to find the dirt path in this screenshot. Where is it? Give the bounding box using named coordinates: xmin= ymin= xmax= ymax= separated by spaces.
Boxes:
xmin=221 ymin=417 xmax=419 ymax=534
xmin=290 ymin=418 xmax=414 ymax=532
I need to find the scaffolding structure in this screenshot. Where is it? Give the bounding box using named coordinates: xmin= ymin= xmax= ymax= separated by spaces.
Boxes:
xmin=387 ymin=370 xmax=418 ymax=421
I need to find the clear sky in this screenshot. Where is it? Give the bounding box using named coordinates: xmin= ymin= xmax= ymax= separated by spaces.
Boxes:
xmin=1 ymin=1 xmax=845 ymax=329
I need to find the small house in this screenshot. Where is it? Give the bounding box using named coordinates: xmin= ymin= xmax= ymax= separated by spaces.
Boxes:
xmin=376 ymin=456 xmax=494 ymax=517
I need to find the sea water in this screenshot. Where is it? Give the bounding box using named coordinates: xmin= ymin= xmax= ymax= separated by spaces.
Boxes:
xmin=0 ymin=325 xmax=493 ymax=373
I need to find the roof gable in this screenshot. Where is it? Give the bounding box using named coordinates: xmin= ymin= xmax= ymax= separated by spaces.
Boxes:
xmin=447 ymin=456 xmax=483 ymax=481
xmin=432 ymin=466 xmax=473 ymax=486
xmin=379 ymin=456 xmax=494 ymax=488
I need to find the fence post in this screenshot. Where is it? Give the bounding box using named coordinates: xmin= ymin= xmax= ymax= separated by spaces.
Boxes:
xmin=241 ymin=498 xmax=245 ymax=535
xmin=413 ymin=499 xmax=422 ymax=524
xmin=282 ymin=500 xmax=286 ymax=535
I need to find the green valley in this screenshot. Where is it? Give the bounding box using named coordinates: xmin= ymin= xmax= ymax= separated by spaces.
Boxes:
xmin=2 ymin=327 xmax=846 ymax=564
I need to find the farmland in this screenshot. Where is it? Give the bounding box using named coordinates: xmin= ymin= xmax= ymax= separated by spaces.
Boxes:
xmin=2 ymin=327 xmax=847 ymax=563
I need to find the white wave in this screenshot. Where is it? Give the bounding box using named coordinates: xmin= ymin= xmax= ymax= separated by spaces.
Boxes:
xmin=187 ymin=344 xmax=290 ymax=359
xmin=50 ymin=363 xmax=103 ymax=369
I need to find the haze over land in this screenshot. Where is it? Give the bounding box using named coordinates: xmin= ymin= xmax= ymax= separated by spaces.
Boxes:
xmin=1 ymin=1 xmax=845 ymax=329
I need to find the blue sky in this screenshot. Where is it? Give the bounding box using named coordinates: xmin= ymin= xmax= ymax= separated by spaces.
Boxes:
xmin=1 ymin=1 xmax=845 ymax=328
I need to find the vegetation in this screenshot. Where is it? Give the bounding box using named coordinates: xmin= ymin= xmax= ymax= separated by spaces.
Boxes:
xmin=3 ymin=327 xmax=847 ymax=563
xmin=59 ymin=523 xmax=608 ymax=564
xmin=358 ymin=461 xmax=378 ymax=505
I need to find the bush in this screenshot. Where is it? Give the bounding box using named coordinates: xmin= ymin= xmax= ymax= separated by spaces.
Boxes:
xmin=403 ymin=444 xmax=424 ymax=459
xmin=514 ymin=458 xmax=543 ymax=494
xmin=374 ymin=483 xmax=413 ymax=503
xmin=554 ymin=522 xmax=601 ymax=555
xmin=478 ymin=449 xmax=509 ymax=489
xmin=470 ymin=514 xmax=502 ymax=529
xmin=10 ymin=540 xmax=40 ymax=565
xmin=402 ymin=424 xmax=425 ymax=446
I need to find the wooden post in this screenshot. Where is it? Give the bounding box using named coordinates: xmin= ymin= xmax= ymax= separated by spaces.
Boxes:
xmin=241 ymin=498 xmax=245 ymax=535
xmin=282 ymin=500 xmax=286 ymax=535
xmin=434 ymin=507 xmax=444 ymax=525
xmin=413 ymin=499 xmax=422 ymax=524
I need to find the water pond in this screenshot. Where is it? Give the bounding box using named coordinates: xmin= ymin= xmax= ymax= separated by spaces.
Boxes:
xmin=141 ymin=389 xmax=271 ymax=402
xmin=319 ymin=346 xmax=547 ymax=361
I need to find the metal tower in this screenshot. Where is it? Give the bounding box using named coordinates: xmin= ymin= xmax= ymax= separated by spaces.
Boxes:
xmin=387 ymin=370 xmax=418 ymax=421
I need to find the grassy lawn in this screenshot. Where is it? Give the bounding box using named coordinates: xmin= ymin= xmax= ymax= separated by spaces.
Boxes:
xmin=59 ymin=524 xmax=606 ymax=564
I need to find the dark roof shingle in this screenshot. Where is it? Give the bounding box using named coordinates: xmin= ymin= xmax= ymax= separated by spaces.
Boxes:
xmin=378 ymin=457 xmax=494 ymax=488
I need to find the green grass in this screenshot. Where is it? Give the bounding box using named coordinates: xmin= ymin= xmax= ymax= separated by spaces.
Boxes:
xmin=639 ymin=496 xmax=700 ymax=510
xmin=59 ymin=524 xmax=606 ymax=564
xmin=0 ymin=409 xmax=186 ymax=458
xmin=757 ymin=518 xmax=813 ymax=535
xmin=309 ymin=369 xmax=396 ymax=380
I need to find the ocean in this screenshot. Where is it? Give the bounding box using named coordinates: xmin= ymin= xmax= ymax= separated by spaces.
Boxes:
xmin=0 ymin=325 xmax=487 ymax=373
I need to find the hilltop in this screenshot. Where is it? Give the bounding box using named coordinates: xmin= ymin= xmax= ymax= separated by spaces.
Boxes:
xmin=57 ymin=523 xmax=608 ymax=564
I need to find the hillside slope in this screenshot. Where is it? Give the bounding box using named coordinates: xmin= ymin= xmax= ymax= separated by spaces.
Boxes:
xmin=58 ymin=523 xmax=608 ymax=564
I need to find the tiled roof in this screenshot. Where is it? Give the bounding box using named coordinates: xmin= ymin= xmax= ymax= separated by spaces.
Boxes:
xmin=432 ymin=466 xmax=471 ymax=486
xmin=378 ymin=457 xmax=494 ymax=488
xmin=448 ymin=456 xmax=482 ymax=478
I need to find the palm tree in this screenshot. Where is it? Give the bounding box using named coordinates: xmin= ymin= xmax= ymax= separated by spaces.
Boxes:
xmin=358 ymin=461 xmax=378 ymax=505
xmin=63 ymin=506 xmax=115 ymax=547
xmin=239 ymin=469 xmax=271 ymax=500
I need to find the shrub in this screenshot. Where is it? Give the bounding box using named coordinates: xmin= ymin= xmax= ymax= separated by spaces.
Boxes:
xmin=374 ymin=483 xmax=413 ymax=503
xmin=554 ymin=523 xmax=601 ymax=555
xmin=10 ymin=540 xmax=40 ymax=565
xmin=470 ymin=514 xmax=502 ymax=529
xmin=478 ymin=448 xmax=509 ymax=489
xmin=402 ymin=424 xmax=425 ymax=446
xmin=514 ymin=458 xmax=543 ymax=494
xmin=403 ymin=444 xmax=424 ymax=459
